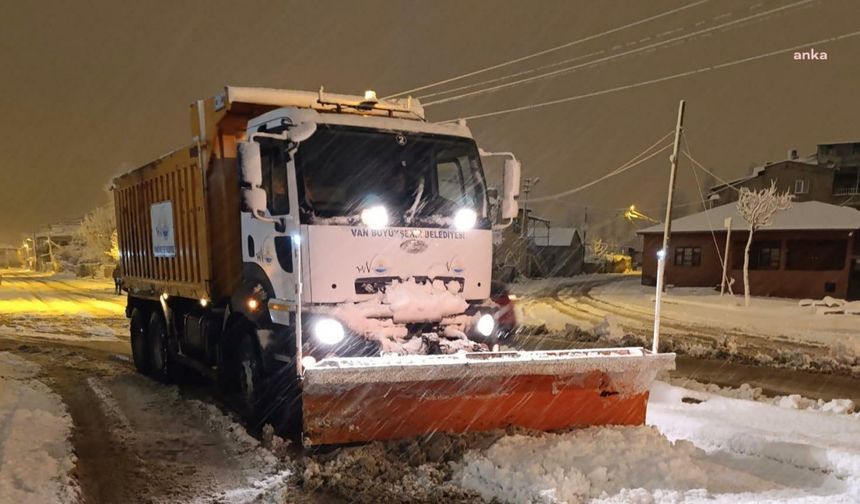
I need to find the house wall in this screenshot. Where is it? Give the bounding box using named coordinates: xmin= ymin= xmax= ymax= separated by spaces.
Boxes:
xmin=711 ymin=161 xmax=835 ymax=207
xmin=641 ymin=229 xmax=859 ymax=299
xmin=641 ymin=232 xmax=725 ymax=288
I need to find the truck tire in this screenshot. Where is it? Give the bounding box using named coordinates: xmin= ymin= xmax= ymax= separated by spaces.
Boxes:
xmin=148 ymin=311 xmax=170 ymax=383
xmin=130 ymin=307 xmax=150 ymax=375
xmin=235 ymin=330 xmax=264 ymax=428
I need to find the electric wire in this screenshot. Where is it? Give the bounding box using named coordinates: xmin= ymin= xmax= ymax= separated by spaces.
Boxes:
xmin=383 ymin=0 xmax=710 ymax=100
xmin=425 ymin=0 xmax=815 ymax=107
xmin=440 ymin=28 xmax=860 ymax=122
xmin=683 ymin=130 xmax=730 ymax=287
xmin=522 ymin=131 xmax=674 ymax=203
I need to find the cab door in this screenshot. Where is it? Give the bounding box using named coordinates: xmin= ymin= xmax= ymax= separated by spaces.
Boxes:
xmin=241 ymin=136 xmax=300 ymax=306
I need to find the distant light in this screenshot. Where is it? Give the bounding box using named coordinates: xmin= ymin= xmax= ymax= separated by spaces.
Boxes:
xmin=200 ymin=298 xmax=208 ymax=307
xmin=301 ymin=356 xmax=317 ymax=369
xmin=247 ymin=298 xmax=259 ymax=311
xmin=656 ymin=249 xmax=667 ymax=260
xmin=293 ymin=234 xmax=301 ymax=245
xmin=361 ymin=205 xmax=388 ymax=229
xmin=477 ymin=313 xmax=495 ymax=337
xmin=454 ymin=208 xmax=477 ymax=230
xmin=160 ymin=293 xmax=169 ymax=301
xmin=364 ymin=90 xmax=378 ymax=102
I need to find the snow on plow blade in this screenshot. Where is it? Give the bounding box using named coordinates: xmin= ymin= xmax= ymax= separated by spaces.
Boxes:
xmin=301 ymin=347 xmax=675 ymax=446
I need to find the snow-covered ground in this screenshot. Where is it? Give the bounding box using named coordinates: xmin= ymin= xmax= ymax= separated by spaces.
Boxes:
xmin=0 ymin=352 xmax=79 ymax=503
xmin=0 ymin=269 xmax=126 ymax=342
xmin=590 ymin=277 xmax=860 ymax=354
xmin=456 ymin=380 xmax=860 ymax=503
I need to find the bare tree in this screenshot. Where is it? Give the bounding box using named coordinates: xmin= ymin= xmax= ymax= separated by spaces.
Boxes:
xmin=736 ymin=181 xmax=793 ymax=306
xmin=588 ymin=238 xmax=611 ymax=262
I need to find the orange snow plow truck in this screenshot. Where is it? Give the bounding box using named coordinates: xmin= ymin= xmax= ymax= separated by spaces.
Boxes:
xmin=112 ymin=86 xmax=674 ymax=446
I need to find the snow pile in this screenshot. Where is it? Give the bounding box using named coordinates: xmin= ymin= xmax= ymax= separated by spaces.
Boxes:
xmin=383 ymin=277 xmax=468 ymax=323
xmin=667 ymin=377 xmax=857 ymax=415
xmin=776 ymin=394 xmax=855 ymax=415
xmin=592 ymin=315 xmax=625 ymax=343
xmin=799 ymin=296 xmax=846 ymax=308
xmin=0 ymin=352 xmax=79 ymax=503
xmin=328 ymin=277 xmax=481 ymax=355
xmin=457 ymin=427 xmax=709 ymax=503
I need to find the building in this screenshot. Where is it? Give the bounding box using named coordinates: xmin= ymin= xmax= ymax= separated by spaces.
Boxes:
xmin=638 ymin=201 xmax=860 ymax=300
xmin=33 ymin=222 xmax=78 ymax=271
xmin=0 ymin=244 xmax=19 ymax=268
xmin=708 ymin=143 xmax=860 ymax=209
xmin=528 ymin=226 xmax=584 ymax=277
xmin=492 ymin=209 xmax=584 ymax=280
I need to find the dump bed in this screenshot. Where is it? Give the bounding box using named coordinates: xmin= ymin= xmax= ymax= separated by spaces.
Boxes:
xmin=113 ymin=144 xmax=242 ymax=301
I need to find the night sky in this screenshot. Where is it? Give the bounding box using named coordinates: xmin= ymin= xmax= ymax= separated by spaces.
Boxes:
xmin=2 ymin=0 xmax=858 ymax=245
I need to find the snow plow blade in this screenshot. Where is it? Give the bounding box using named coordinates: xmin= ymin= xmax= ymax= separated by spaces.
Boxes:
xmin=301 ymin=347 xmax=674 ymax=446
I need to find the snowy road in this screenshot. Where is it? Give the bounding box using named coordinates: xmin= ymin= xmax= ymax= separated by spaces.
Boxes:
xmin=2 ymin=270 xmax=860 ymax=503
xmin=0 ymin=270 xmax=305 ymax=503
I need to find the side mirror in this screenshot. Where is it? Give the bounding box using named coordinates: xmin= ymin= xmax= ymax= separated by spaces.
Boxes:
xmin=501 ymin=158 xmax=521 ymax=220
xmin=238 ymin=141 xmax=267 ymax=218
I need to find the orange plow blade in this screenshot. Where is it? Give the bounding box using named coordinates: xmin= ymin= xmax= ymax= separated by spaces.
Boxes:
xmin=301 ymin=347 xmax=675 ymax=446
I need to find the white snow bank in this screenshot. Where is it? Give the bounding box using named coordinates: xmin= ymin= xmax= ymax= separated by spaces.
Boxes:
xmin=457 ymin=427 xmax=711 ymax=504
xmin=666 ymin=377 xmax=857 ymax=415
xmin=0 ymin=352 xmax=78 ymax=503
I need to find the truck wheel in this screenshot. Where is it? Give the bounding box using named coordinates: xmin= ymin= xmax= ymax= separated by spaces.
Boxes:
xmin=236 ymin=331 xmax=264 ymax=427
xmin=130 ymin=307 xmax=150 ymax=375
xmin=147 ymin=312 xmax=170 ymax=383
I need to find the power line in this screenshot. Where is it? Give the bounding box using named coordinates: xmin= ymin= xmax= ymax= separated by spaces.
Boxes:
xmin=425 ymin=0 xmax=815 ymax=107
xmin=683 ymin=149 xmax=741 ymax=193
xmin=382 ymin=0 xmax=710 ymax=99
xmin=440 ymin=28 xmax=860 ymax=122
xmin=417 ymin=50 xmax=603 ymax=101
xmin=684 ymin=130 xmax=728 ymax=272
xmin=523 ymin=132 xmax=674 ymax=203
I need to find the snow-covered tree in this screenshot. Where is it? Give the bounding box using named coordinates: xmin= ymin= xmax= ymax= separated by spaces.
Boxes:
xmin=77 ymin=200 xmax=118 ymax=265
xmin=588 ymin=238 xmax=610 ymax=262
xmin=736 ymin=181 xmax=793 ymax=306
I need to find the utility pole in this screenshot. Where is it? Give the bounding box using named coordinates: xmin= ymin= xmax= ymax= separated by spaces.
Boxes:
xmin=520 ymin=177 xmax=539 ymax=237
xmin=582 ymin=206 xmax=588 ymax=246
xmin=720 ymin=217 xmax=732 ymax=296
xmin=652 ymin=100 xmax=685 ymax=354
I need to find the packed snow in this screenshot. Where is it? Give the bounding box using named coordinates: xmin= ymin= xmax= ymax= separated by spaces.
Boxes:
xmin=0 ymin=352 xmax=79 ymax=503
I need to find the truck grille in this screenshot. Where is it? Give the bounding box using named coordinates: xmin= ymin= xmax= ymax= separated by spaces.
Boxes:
xmin=354 ymin=276 xmax=465 ymax=295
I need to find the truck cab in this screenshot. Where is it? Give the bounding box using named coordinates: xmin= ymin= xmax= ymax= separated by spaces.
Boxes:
xmin=238 ymin=104 xmax=510 ymax=365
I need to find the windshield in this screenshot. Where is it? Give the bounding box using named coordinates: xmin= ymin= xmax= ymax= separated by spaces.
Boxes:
xmin=294 ymin=125 xmax=489 ymax=228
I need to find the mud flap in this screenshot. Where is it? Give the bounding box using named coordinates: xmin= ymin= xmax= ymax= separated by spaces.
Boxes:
xmin=301 ymin=348 xmax=675 ymax=446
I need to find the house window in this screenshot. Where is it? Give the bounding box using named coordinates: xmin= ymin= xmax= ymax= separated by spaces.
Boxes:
xmin=794 ymin=179 xmax=809 ymax=194
xmin=732 ymin=240 xmax=781 ymax=270
xmin=786 ymin=240 xmax=847 ymax=270
xmin=674 ymin=247 xmax=701 ymax=267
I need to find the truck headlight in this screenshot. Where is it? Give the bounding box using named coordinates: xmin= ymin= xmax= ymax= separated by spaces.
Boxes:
xmin=361 ymin=205 xmax=388 ymax=229
xmin=454 ymin=208 xmax=477 ymax=230
xmin=476 ymin=313 xmax=495 ymax=337
xmin=313 ymin=318 xmax=345 ymax=345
